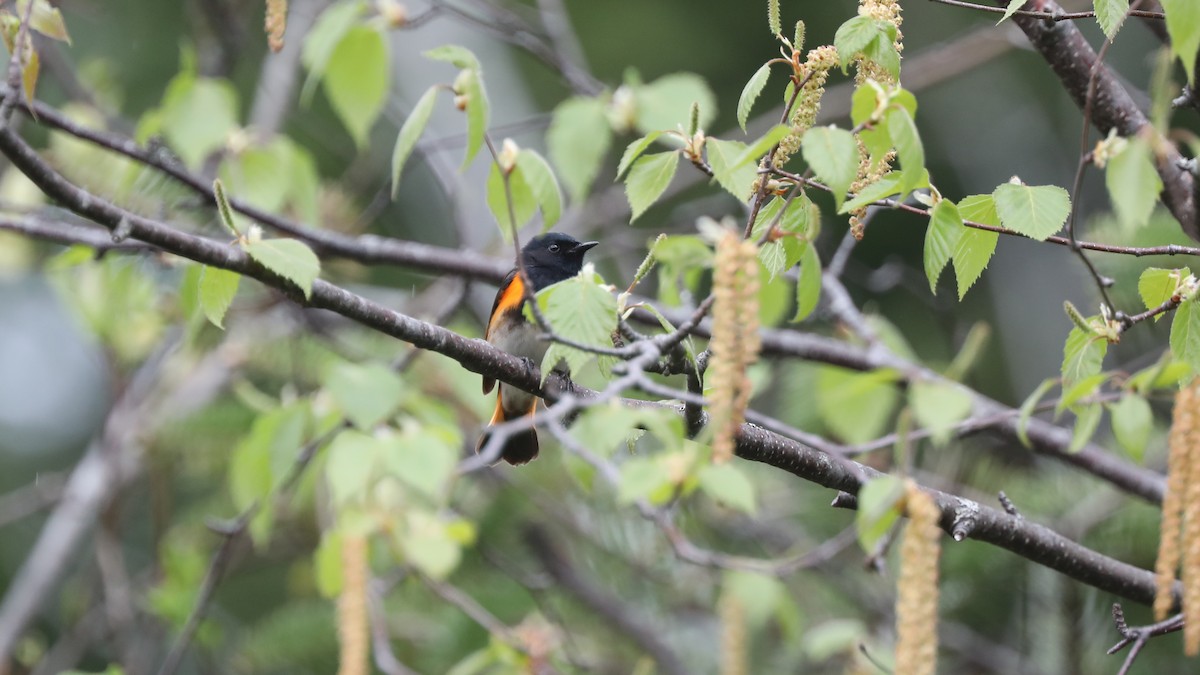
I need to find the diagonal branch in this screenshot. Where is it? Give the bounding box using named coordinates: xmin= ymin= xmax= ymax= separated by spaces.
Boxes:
xmin=992 ymin=0 xmax=1196 ymax=238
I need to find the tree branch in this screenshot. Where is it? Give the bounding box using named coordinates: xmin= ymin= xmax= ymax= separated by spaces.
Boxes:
xmin=995 ymin=0 xmax=1197 ymax=237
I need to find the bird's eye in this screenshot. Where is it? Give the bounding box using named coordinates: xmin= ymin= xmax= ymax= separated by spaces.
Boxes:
xmin=548 ymin=244 xmax=560 ymax=252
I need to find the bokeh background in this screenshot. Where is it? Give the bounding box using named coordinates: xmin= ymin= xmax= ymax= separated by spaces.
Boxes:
xmin=0 ymin=0 xmax=1195 ymax=673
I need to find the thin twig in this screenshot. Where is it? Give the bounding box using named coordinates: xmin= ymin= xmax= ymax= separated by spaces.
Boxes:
xmin=928 ymin=0 xmax=1164 ymax=21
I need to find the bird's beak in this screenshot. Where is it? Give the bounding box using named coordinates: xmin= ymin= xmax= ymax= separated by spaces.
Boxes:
xmin=574 ymin=241 xmax=599 ymax=254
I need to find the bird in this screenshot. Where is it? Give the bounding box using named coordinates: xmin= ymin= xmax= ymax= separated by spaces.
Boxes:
xmin=478 ymin=232 xmax=599 ymax=465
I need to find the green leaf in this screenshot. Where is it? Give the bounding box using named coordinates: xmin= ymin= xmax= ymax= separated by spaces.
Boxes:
xmin=957 ymin=193 xmax=999 ymax=226
xmin=1171 ymin=296 xmax=1200 ymax=374
xmin=707 ymin=138 xmax=757 ymax=201
xmin=219 ymin=144 xmax=290 ymax=215
xmin=322 ymin=25 xmax=389 ymax=148
xmin=816 ymin=367 xmax=900 ymax=444
xmin=794 ymin=242 xmax=821 ymax=322
xmin=617 ymin=457 xmax=671 ymax=504
xmin=833 ymin=16 xmax=881 ymax=71
xmin=325 ymin=430 xmax=381 ymax=506
xmin=951 ymin=229 xmax=998 ymax=301
xmin=863 ymin=34 xmax=901 ymax=81
xmin=536 ymin=267 xmax=618 ymax=382
xmin=383 ymin=427 xmax=457 ymax=501
xmin=547 ymin=96 xmax=612 ymax=203
xmin=633 ymin=72 xmax=716 ymax=134
xmin=398 ymin=516 xmax=461 ymax=580
xmin=698 ymin=463 xmax=757 ymax=514
xmin=851 ymin=81 xmax=885 ymax=127
xmin=999 ymin=0 xmax=1026 ymax=23
xmin=390 ymin=86 xmax=439 ymax=198
xmin=485 ymin=161 xmax=536 ymax=233
xmin=1016 ymin=378 xmax=1057 ymax=447
xmin=1139 ymin=267 xmax=1190 ymax=320
xmin=160 ymin=76 xmax=239 ymax=170
xmin=723 ymin=570 xmax=789 ymax=629
xmin=733 ymin=124 xmax=792 ymax=169
xmin=243 ymin=238 xmax=321 ymax=299
xmin=230 ymin=405 xmax=309 ymax=512
xmin=1062 ymin=326 xmax=1108 ymax=386
xmin=314 ymin=531 xmax=344 ymax=597
xmin=18 ymin=0 xmax=71 ymax=43
xmin=801 ymin=620 xmax=867 ymax=661
xmin=423 ymin=44 xmax=481 ymax=70
xmin=886 ymin=106 xmax=924 ymax=198
xmin=570 ymin=401 xmax=645 ymax=458
xmin=1094 ymin=0 xmax=1130 ymax=40
xmin=840 ymin=173 xmax=902 ymax=213
xmin=1069 ymin=403 xmax=1103 ymax=453
xmin=1110 ymin=394 xmax=1152 ymax=462
xmin=1162 ymin=0 xmax=1200 ymax=84
xmin=758 ymin=241 xmax=787 ymax=279
xmin=1106 ymin=136 xmax=1163 ymax=230
xmin=1058 ymin=372 xmax=1109 ymax=415
xmin=458 ymin=67 xmax=489 ymax=169
xmin=801 ymin=126 xmax=858 ymax=209
xmin=910 ymin=380 xmax=973 ymax=446
xmin=324 ymin=362 xmax=404 ymax=430
xmin=992 ymin=182 xmax=1071 ymax=241
xmin=951 ymin=194 xmax=1000 ymax=300
xmin=516 ymin=149 xmax=563 ymax=230
xmin=198 ymin=265 xmax=239 ymax=329
xmin=624 ymin=151 xmax=680 ymax=222
xmin=616 ymin=131 xmax=664 ymax=179
xmin=855 ymin=474 xmax=905 ymax=552
xmin=924 ymin=200 xmax=962 ymax=294
xmin=737 ymin=63 xmax=772 ymax=131
xmin=299 ymin=0 xmax=367 ymax=103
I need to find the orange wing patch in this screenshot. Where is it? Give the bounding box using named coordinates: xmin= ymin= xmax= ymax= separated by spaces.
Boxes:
xmin=486 ymin=272 xmax=526 ymax=339
xmin=483 ymin=270 xmax=525 ymax=395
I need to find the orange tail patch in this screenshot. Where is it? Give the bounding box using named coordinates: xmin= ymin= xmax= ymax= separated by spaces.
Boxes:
xmin=477 ymin=393 xmax=539 ymax=465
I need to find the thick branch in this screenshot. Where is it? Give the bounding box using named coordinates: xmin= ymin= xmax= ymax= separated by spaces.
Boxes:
xmin=734 ymin=424 xmax=1170 ymax=607
xmin=655 ymin=306 xmax=1166 ymax=505
xmin=996 ymin=0 xmax=1197 ymax=237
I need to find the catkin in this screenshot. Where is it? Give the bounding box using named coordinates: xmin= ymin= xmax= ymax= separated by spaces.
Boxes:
xmin=720 ymin=591 xmax=747 ymax=675
xmin=770 ymin=45 xmax=839 ymax=169
xmin=895 ymin=483 xmax=940 ymax=675
xmin=1155 ymin=385 xmax=1194 ymax=621
xmin=710 ymin=231 xmax=761 ymax=463
xmin=1183 ymin=382 xmax=1200 ymax=654
xmin=266 ymin=0 xmax=287 ymax=52
xmin=336 ymin=534 xmax=369 ymax=675
xmin=848 ymin=0 xmax=904 ymax=239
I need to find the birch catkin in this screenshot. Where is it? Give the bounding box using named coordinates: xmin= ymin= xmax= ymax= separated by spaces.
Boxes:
xmin=336 ymin=534 xmax=369 ymax=675
xmin=1155 ymin=384 xmax=1194 ymax=621
xmin=710 ymin=231 xmax=760 ymax=463
xmin=895 ymin=483 xmax=940 ymax=675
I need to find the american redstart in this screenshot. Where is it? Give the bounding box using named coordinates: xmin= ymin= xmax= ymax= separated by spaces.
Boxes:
xmin=478 ymin=232 xmax=598 ymax=464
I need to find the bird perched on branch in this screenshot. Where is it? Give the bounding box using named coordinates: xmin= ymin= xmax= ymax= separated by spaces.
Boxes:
xmin=478 ymin=232 xmax=598 ymax=464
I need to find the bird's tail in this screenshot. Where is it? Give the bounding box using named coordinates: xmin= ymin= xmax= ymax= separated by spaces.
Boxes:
xmin=477 ymin=394 xmax=539 ymax=465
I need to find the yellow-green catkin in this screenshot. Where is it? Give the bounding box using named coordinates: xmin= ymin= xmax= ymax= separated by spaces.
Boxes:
xmin=1156 ymin=384 xmax=1195 ymax=621
xmin=720 ymin=591 xmax=747 ymax=675
xmin=895 ymin=483 xmax=940 ymax=675
xmin=336 ymin=535 xmax=369 ymax=675
xmin=710 ymin=231 xmax=761 ymax=463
